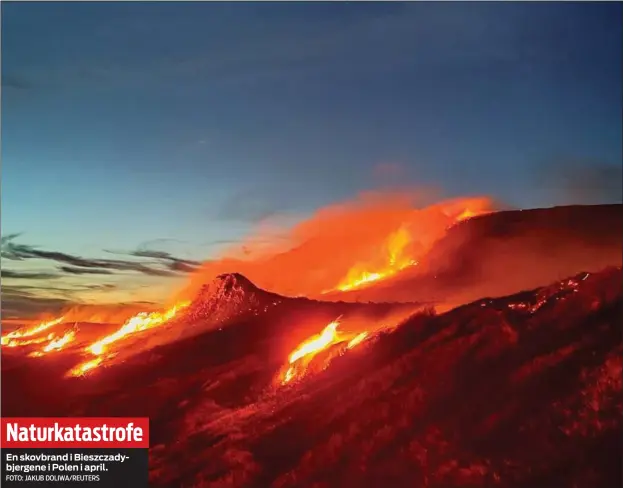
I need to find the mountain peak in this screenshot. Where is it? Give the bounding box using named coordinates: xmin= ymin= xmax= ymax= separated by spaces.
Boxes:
xmin=213 ymin=273 xmax=258 ymax=293
xmin=181 ymin=272 xmax=281 ymax=327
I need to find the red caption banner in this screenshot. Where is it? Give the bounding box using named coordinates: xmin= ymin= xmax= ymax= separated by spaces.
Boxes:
xmin=1 ymin=418 xmax=149 ymax=449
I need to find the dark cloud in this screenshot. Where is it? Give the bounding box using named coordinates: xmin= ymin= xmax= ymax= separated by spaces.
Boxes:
xmin=59 ymin=266 xmax=115 ymax=275
xmin=125 ymin=248 xmax=202 ymax=273
xmin=1 ymin=235 xmax=186 ymax=277
xmin=1 ymin=282 xmax=120 ymax=319
xmin=2 ymin=270 xmax=62 ymax=280
xmin=1 ymin=287 xmax=74 ymax=319
xmin=0 ymin=236 xmax=201 ymax=318
xmin=541 ymin=160 xmax=623 ymax=205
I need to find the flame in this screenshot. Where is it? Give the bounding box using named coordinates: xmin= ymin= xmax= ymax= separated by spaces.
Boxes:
xmin=289 ymin=320 xmax=340 ymax=364
xmin=67 ymin=357 xmax=104 ymax=377
xmin=456 ymin=207 xmax=488 ymax=222
xmin=281 ymin=317 xmax=372 ymax=385
xmin=176 ymin=193 xmax=497 ymax=301
xmin=85 ymin=300 xmax=190 ymax=356
xmin=66 ymin=300 xmax=191 ymax=377
xmin=3 ymin=332 xmax=55 ymax=349
xmin=347 ymin=331 xmax=368 ymax=349
xmin=42 ymin=330 xmax=76 ymax=353
xmin=332 ymin=226 xmax=418 ymax=292
xmin=1 ymin=317 xmax=65 ymax=346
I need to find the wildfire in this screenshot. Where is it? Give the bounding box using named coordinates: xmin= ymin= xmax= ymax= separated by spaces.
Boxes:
xmin=328 ymin=203 xmax=492 ymax=293
xmin=67 ymin=357 xmax=104 ymax=377
xmin=281 ymin=317 xmax=371 ymax=385
xmin=1 ymin=315 xmax=78 ymax=355
xmin=347 ymin=331 xmax=368 ymax=349
xmin=331 ymin=227 xmax=418 ymax=293
xmin=3 ymin=332 xmax=54 ymax=348
xmin=1 ymin=317 xmax=65 ymax=346
xmin=66 ymin=300 xmax=191 ymax=377
xmin=42 ymin=330 xmax=76 ymax=353
xmin=86 ymin=300 xmax=190 ymax=356
xmin=456 ymin=207 xmax=488 ymax=222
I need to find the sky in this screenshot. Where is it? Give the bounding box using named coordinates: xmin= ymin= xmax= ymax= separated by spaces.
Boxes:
xmin=2 ymin=2 xmax=622 ymax=319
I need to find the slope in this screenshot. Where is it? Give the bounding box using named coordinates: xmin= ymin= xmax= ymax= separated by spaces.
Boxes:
xmin=2 ymin=266 xmax=620 ymax=487
xmin=334 ymin=203 xmax=622 ymax=306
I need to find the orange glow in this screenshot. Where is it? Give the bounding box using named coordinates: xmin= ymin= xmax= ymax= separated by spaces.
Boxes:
xmin=332 ymin=226 xmax=418 ymax=292
xmin=66 ymin=357 xmax=104 ymax=377
xmin=1 ymin=317 xmax=65 ymax=346
xmin=85 ymin=301 xmax=190 ymax=356
xmin=42 ymin=330 xmax=76 ymax=353
xmin=456 ymin=207 xmax=488 ymax=222
xmin=347 ymin=331 xmax=368 ymax=349
xmin=178 ymin=192 xmax=496 ymax=299
xmin=281 ymin=317 xmax=372 ymax=385
xmin=3 ymin=332 xmax=55 ymax=349
xmin=289 ymin=320 xmax=340 ymax=364
xmin=65 ymin=301 xmax=191 ymax=377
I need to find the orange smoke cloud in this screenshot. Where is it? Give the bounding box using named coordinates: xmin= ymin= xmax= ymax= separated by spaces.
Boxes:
xmin=177 ymin=191 xmax=496 ymax=300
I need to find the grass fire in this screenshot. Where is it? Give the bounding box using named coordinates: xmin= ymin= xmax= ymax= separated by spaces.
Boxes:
xmin=3 ymin=3 xmax=622 ymax=487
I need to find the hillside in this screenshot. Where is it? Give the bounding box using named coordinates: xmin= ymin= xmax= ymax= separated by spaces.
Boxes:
xmin=2 ymin=266 xmax=621 ymax=487
xmin=332 ymin=204 xmax=622 ymax=306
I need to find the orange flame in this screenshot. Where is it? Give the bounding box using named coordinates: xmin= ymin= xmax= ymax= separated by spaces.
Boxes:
xmin=1 ymin=317 xmax=65 ymax=346
xmin=176 ymin=193 xmax=497 ymax=301
xmin=346 ymin=331 xmax=368 ymax=349
xmin=86 ymin=301 xmax=190 ymax=356
xmin=3 ymin=332 xmax=55 ymax=349
xmin=42 ymin=330 xmax=76 ymax=353
xmin=281 ymin=317 xmax=372 ymax=385
xmin=456 ymin=207 xmax=488 ymax=222
xmin=66 ymin=300 xmax=191 ymax=377
xmin=289 ymin=320 xmax=340 ymax=364
xmin=331 ymin=226 xmax=418 ymax=292
xmin=67 ymin=357 xmax=104 ymax=377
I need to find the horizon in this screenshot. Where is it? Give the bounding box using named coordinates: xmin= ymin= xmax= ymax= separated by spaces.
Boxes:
xmin=2 ymin=2 xmax=622 ymax=320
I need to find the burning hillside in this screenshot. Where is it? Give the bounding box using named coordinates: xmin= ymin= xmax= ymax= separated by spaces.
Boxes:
xmin=2 ymin=266 xmax=620 ymax=487
xmin=175 ymin=193 xmax=497 ymax=300
xmin=2 ymin=203 xmax=621 ymax=487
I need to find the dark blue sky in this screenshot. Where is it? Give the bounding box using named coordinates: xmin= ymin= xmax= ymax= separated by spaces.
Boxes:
xmin=2 ymin=2 xmax=621 ymax=313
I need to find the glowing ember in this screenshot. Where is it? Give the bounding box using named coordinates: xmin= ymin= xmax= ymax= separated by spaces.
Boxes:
xmin=1 ymin=317 xmax=65 ymax=346
xmin=67 ymin=357 xmax=104 ymax=377
xmin=347 ymin=331 xmax=368 ymax=349
xmin=3 ymin=332 xmax=54 ymax=348
xmin=42 ymin=330 xmax=76 ymax=353
xmin=283 ymin=366 xmax=295 ymax=384
xmin=86 ymin=301 xmax=190 ymax=356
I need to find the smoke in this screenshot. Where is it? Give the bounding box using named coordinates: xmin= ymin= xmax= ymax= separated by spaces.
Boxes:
xmin=542 ymin=160 xmax=623 ymax=205
xmin=176 ymin=191 xmax=497 ymax=301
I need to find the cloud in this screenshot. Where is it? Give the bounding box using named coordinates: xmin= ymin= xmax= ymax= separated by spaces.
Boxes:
xmin=2 ymin=270 xmax=62 ymax=280
xmin=1 ymin=235 xmax=192 ymax=277
xmin=59 ymin=266 xmax=115 ymax=275
xmin=1 ymin=286 xmax=75 ymax=319
xmin=125 ymin=248 xmax=202 ymax=273
xmin=1 ymin=236 xmax=203 ymax=319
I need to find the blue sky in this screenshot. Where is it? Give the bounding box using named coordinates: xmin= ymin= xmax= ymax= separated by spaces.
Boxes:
xmin=2 ymin=2 xmax=621 ymax=317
